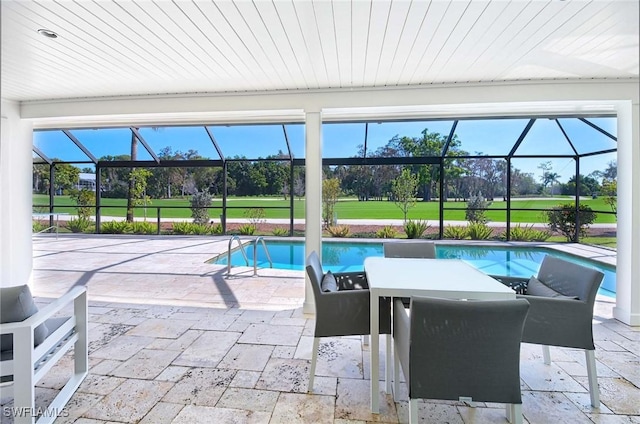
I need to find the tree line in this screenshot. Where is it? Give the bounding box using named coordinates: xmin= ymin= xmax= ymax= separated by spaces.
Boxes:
xmin=33 ymin=128 xmax=617 ymax=204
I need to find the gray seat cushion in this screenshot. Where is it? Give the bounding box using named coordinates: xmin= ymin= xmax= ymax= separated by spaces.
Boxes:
xmin=321 ymin=271 xmax=338 ymax=292
xmin=0 ymin=285 xmax=49 ymax=351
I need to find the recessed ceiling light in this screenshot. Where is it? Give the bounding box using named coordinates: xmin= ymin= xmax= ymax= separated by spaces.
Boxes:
xmin=37 ymin=29 xmax=58 ymax=39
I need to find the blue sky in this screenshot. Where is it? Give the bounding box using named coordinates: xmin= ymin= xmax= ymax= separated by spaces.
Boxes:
xmin=33 ymin=117 xmax=617 ymax=182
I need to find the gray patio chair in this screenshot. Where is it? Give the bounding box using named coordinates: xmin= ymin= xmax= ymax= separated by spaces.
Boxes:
xmin=305 ymin=251 xmax=391 ymax=392
xmin=0 ymin=285 xmax=88 ymax=424
xmin=393 ymin=296 xmax=530 ymax=424
xmin=490 ymin=255 xmax=605 ymax=407
xmin=383 ymin=241 xmax=436 ymax=259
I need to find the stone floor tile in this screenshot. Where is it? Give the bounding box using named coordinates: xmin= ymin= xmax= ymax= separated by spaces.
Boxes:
xmin=314 ymin=338 xmax=365 ymax=380
xmin=272 ymin=345 xmax=297 ymax=359
xmin=111 ymin=349 xmax=180 ymax=379
xmin=156 ymin=366 xmax=191 ymax=383
xmin=255 ymin=358 xmax=310 ymax=393
xmin=83 ymin=379 xmax=173 ymax=422
xmin=229 ymin=370 xmax=262 ymax=389
xmin=171 ymin=404 xmax=272 ymax=424
xmin=235 ymin=310 xmax=276 ymax=324
xmin=239 ymin=323 xmax=303 ymax=346
xmin=172 ymin=331 xmax=240 ymax=368
xmin=270 ymin=392 xmax=335 ymax=423
xmin=586 ymin=413 xmax=640 ymax=423
xmin=520 ymin=361 xmax=589 ymax=393
xmin=48 ymin=392 xmax=104 ymax=424
xmin=162 ymin=368 xmax=236 ymax=407
xmin=216 ymin=388 xmax=279 ymax=413
xmin=218 ymin=344 xmax=274 ymax=371
xmin=90 ymin=335 xmax=155 ymax=361
xmin=334 ymin=378 xmax=397 ymax=422
xmin=126 ymin=318 xmax=195 ymax=339
xmin=77 ymin=374 xmax=126 ymax=396
xmin=139 ymin=402 xmax=184 ymax=424
xmin=146 ymin=329 xmax=203 ymax=351
xmin=597 ymin=351 xmax=640 ymax=388
xmin=190 ymin=315 xmax=238 ymax=331
xmin=89 ymin=359 xmax=123 ymax=376
xmin=87 ymin=323 xmax=132 ymax=354
xmin=522 ymin=391 xmax=593 ymax=424
xmin=597 ymin=377 xmax=640 ymax=415
xmin=457 ymin=404 xmax=519 ymax=424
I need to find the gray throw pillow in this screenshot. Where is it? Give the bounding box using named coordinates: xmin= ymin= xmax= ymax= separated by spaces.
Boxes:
xmin=0 ymin=285 xmax=49 ymax=351
xmin=527 ymin=276 xmax=578 ymax=299
xmin=321 ymin=271 xmax=338 ymax=292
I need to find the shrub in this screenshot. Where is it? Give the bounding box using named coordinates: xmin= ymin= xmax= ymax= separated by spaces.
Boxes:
xmin=327 ymin=225 xmax=350 ymax=237
xmin=190 ymin=191 xmax=213 ymax=225
xmin=503 ymin=224 xmax=551 ymax=242
xmin=172 ymin=222 xmax=216 ymax=235
xmin=66 ymin=217 xmax=93 ymax=233
xmin=404 ymin=219 xmax=429 ymax=239
xmin=245 ymin=208 xmax=266 ymax=226
xmin=465 ymin=192 xmax=491 ymax=224
xmin=238 ymin=224 xmax=256 ymax=235
xmin=546 ymin=203 xmax=597 ymax=242
xmin=69 ymin=189 xmax=96 ymax=220
xmin=272 ymin=227 xmax=289 ymax=236
xmin=130 ymin=221 xmax=156 ymax=235
xmin=32 ymin=220 xmax=48 ymax=233
xmin=376 ymin=225 xmax=398 ymax=239
xmin=171 ymin=221 xmax=193 ymax=235
xmin=467 ymin=222 xmax=493 ymax=240
xmin=444 ymin=225 xmax=468 ymax=240
xmin=100 ymin=220 xmax=130 ymax=234
xmin=210 ymin=223 xmax=224 ymax=235
xmin=190 ymin=223 xmax=214 ymax=235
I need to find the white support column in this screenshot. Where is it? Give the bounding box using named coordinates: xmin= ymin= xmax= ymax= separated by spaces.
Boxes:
xmin=614 ymin=100 xmax=640 ymax=326
xmin=0 ymin=99 xmax=34 ymax=288
xmin=304 ymin=111 xmax=322 ymax=314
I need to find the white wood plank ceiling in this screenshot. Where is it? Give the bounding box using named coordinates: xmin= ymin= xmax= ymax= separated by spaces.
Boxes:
xmin=1 ymin=0 xmax=638 ymax=102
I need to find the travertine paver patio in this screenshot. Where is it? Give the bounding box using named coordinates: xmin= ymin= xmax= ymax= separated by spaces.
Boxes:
xmin=1 ymin=234 xmax=638 ymax=423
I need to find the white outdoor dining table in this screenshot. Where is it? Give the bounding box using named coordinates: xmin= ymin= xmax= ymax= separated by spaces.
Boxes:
xmin=364 ymin=256 xmax=516 ymax=413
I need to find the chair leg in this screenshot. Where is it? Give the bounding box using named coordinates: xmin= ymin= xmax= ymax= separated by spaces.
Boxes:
xmin=385 ymin=334 xmax=392 ymax=393
xmin=13 ymin=327 xmax=35 ymax=424
xmin=409 ymin=398 xmax=419 ymax=424
xmin=585 ymin=349 xmax=600 ymax=408
xmin=308 ymin=337 xmax=320 ymax=392
xmin=506 ymin=403 xmax=523 ymax=424
xmin=542 ymin=345 xmax=551 ymax=365
xmin=393 ymin=340 xmax=400 ymax=401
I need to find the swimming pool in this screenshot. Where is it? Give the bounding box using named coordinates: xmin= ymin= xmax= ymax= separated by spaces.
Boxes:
xmin=212 ymin=240 xmax=616 ymax=297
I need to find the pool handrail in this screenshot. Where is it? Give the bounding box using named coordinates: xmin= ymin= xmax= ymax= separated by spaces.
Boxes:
xmin=227 ymin=236 xmax=249 ymax=276
xmin=253 ymin=237 xmax=273 ymax=275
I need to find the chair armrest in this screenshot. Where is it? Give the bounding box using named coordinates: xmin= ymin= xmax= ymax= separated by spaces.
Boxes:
xmin=516 ymin=294 xmax=594 ymax=349
xmin=0 ymin=286 xmax=87 ymax=334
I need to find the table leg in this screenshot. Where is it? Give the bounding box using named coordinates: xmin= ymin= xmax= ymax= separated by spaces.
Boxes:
xmin=370 ymin=289 xmax=379 ymax=413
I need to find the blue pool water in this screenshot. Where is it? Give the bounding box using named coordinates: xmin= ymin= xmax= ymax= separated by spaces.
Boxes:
xmin=213 ymin=241 xmax=616 ymax=297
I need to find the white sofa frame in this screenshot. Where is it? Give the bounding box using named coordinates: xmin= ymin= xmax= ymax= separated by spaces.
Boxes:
xmin=0 ymin=286 xmax=88 ymax=424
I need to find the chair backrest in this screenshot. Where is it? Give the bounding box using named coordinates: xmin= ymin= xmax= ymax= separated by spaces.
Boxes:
xmin=407 ymin=296 xmax=529 ymax=404
xmin=305 ymin=251 xmax=324 ymax=301
xmin=383 ymin=241 xmax=436 ymax=259
xmin=537 ymin=255 xmax=604 ymax=305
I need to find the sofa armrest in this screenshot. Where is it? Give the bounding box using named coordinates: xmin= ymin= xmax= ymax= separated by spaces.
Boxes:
xmin=0 ymin=286 xmax=87 ymax=335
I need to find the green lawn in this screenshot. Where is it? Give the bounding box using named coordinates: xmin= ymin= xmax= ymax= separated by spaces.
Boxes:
xmin=33 ymin=194 xmax=617 ymax=224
